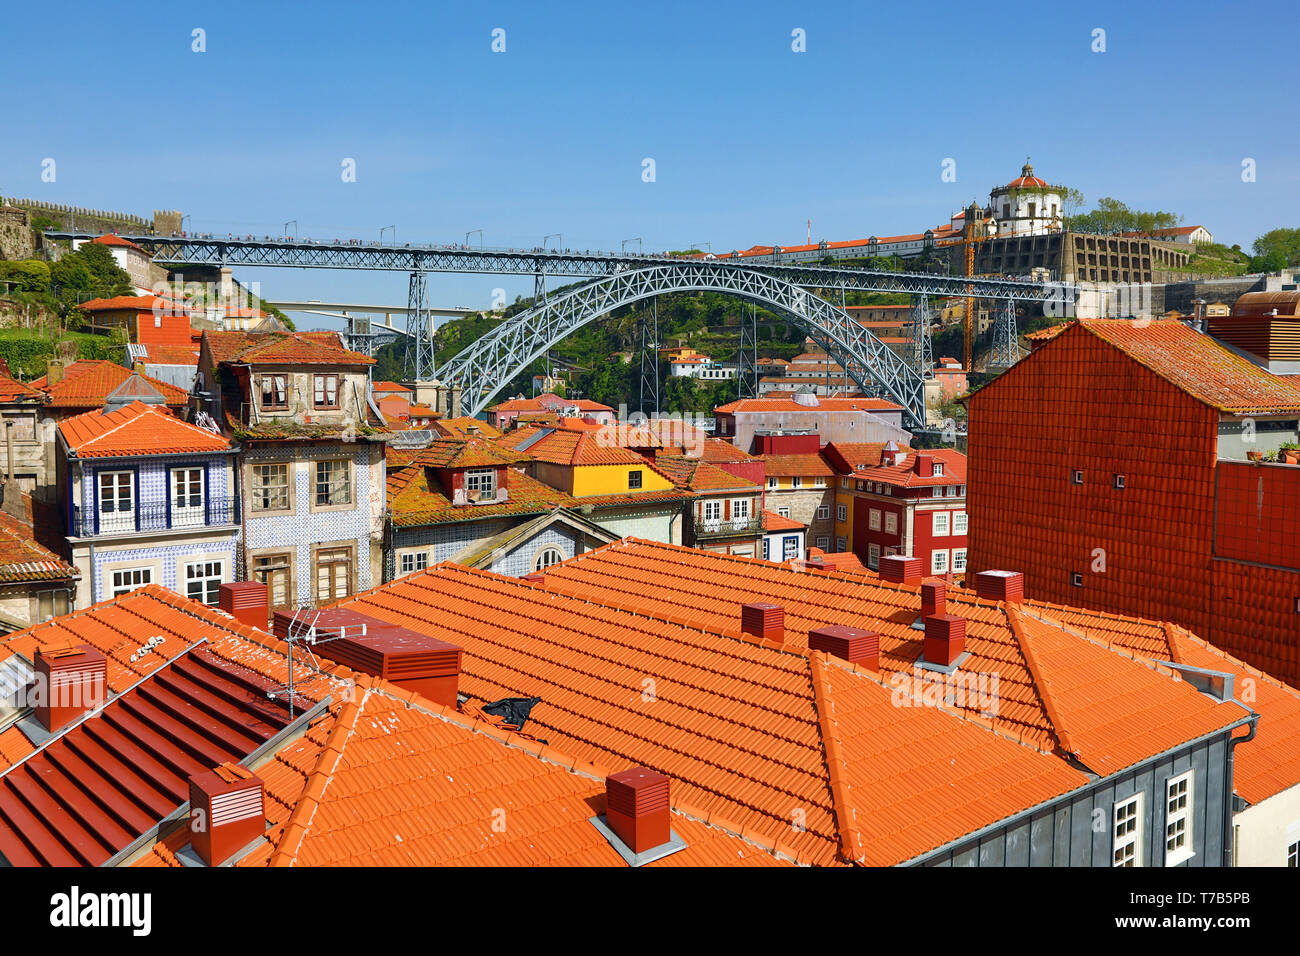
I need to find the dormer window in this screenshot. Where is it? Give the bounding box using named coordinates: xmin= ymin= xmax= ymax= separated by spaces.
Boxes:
xmin=934 ymin=461 xmax=944 ymax=476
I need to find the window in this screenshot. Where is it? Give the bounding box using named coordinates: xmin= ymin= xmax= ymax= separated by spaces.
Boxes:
xmin=1289 ymin=841 xmax=1300 ymax=867
xmin=315 ymin=547 xmax=352 ymax=602
xmin=884 ymin=512 xmax=898 ymax=535
xmin=465 ymin=468 xmax=497 ymax=501
xmin=835 ymin=536 xmax=847 ymax=552
xmin=1114 ymin=474 xmax=1126 ymax=490
xmin=791 ymin=477 xmax=802 ymax=489
xmin=932 ymin=550 xmax=949 ymax=575
xmin=840 ymin=478 xmax=849 ymax=489
xmin=869 ymin=509 xmax=881 ymax=531
xmin=732 ymin=498 xmax=751 ymax=523
xmin=97 ymin=471 xmax=134 ymax=533
xmin=313 ymin=374 xmax=340 ymax=408
xmin=1071 ymin=572 xmax=1084 ymax=587
xmin=816 ymin=505 xmax=830 ymax=520
xmin=932 ymin=512 xmax=950 ymax=536
xmin=837 ymin=505 xmax=848 ymax=523
xmin=400 ymin=551 xmax=429 ymax=575
xmin=260 ymin=374 xmax=288 ymax=410
xmin=952 ymin=548 xmax=967 ymax=573
xmin=171 ymin=468 xmax=205 ymax=526
xmin=1071 ymin=469 xmax=1084 ymax=485
xmin=1164 ymin=772 xmax=1194 ymax=865
xmin=762 ymin=538 xmax=770 ymax=561
xmin=315 ymin=460 xmax=352 ymax=507
xmin=868 ymin=543 xmax=881 ymax=569
xmin=534 ymin=548 xmax=564 ymax=571
xmin=782 ymin=536 xmax=799 ymax=560
xmin=777 ymin=507 xmax=790 ymax=518
xmin=252 ymin=463 xmax=290 ymax=512
xmin=933 ymin=461 xmax=944 ymax=476
xmin=815 ymin=536 xmax=830 ymax=550
xmin=252 ymin=553 xmax=292 ymax=607
xmin=703 ymin=499 xmax=722 ymax=523
xmin=111 ymin=567 xmax=152 ymax=597
xmin=37 ymin=590 xmax=70 ymax=623
xmin=628 ymin=469 xmax=643 ymax=490
xmin=768 ymin=477 xmax=779 ymax=490
xmin=1113 ymin=793 xmax=1144 ymax=867
xmin=953 ymin=511 xmax=968 ymax=535
xmin=185 ymin=561 xmax=223 ymax=606
xmin=813 ymin=477 xmax=826 ymax=488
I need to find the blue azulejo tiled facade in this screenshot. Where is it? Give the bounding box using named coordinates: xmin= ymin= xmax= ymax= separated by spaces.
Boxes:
xmin=240 ymin=440 xmax=385 ymax=608
xmin=62 ymin=451 xmax=242 ymax=607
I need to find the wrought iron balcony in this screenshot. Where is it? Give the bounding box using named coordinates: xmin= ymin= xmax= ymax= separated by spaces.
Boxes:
xmin=693 ymin=515 xmax=763 ymax=538
xmin=71 ymin=496 xmax=240 ymax=537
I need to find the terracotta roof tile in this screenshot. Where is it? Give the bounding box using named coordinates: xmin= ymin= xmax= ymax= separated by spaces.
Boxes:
xmin=31 ymin=361 xmax=188 ymax=409
xmin=0 ymin=510 xmax=78 ymax=583
xmin=59 ymin=401 xmax=231 ymax=457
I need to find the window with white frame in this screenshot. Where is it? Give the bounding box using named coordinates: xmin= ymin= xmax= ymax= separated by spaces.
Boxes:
xmin=171 ymin=468 xmax=205 ymax=527
xmin=97 ymin=471 xmax=134 ymax=533
xmin=932 ymin=512 xmax=950 ymax=536
xmin=762 ymin=538 xmax=770 ymax=561
xmin=534 ymin=548 xmax=564 ymax=571
xmin=931 ymin=550 xmax=949 ymax=575
xmin=465 ymin=468 xmax=497 ymax=501
xmin=953 ymin=511 xmax=968 ymax=535
xmin=1113 ymin=793 xmax=1144 ymax=866
xmin=816 ymin=505 xmax=830 ymax=520
xmin=934 ymin=461 xmax=944 ymax=476
xmin=1289 ymin=840 xmax=1299 ymax=867
xmin=813 ymin=477 xmax=826 ymax=488
xmin=782 ymin=536 xmax=799 ymax=560
xmin=952 ymin=548 xmax=967 ymax=573
xmin=400 ymin=551 xmax=430 ymax=575
xmin=1164 ymin=772 xmax=1194 ymax=865
xmin=111 ymin=567 xmax=152 ymax=597
xmin=703 ymin=499 xmax=722 ymax=523
xmin=777 ymin=507 xmax=790 ymax=518
xmin=768 ymin=477 xmax=779 ymax=489
xmin=252 ymin=463 xmax=290 ymax=512
xmin=835 ymin=536 xmax=847 ymax=552
xmin=837 ymin=505 xmax=848 ymax=522
xmin=185 ymin=560 xmax=223 ymax=606
xmin=884 ymin=512 xmax=898 ymax=535
xmin=732 ymin=498 xmax=751 ymax=522
xmin=840 ymin=478 xmax=849 ymax=489
xmin=869 ymin=509 xmax=881 ymax=531
xmin=791 ymin=477 xmax=802 ymax=489
xmin=868 ymin=543 xmax=881 ymax=569
xmin=815 ymin=535 xmax=829 ymax=550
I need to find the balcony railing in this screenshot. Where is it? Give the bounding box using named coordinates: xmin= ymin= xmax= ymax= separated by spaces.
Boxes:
xmin=72 ymin=496 xmax=240 ymax=537
xmin=694 ymin=515 xmax=763 ymax=538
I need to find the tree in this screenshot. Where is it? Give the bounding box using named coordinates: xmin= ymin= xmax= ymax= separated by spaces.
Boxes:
xmin=1066 ymin=197 xmax=1182 ymax=235
xmin=51 ymin=242 xmax=132 ymax=308
xmin=0 ymin=259 xmax=51 ymax=293
xmin=1251 ymin=228 xmax=1300 ymax=272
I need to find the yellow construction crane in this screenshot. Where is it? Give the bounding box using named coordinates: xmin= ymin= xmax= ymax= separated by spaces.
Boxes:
xmin=935 ymin=212 xmax=995 ymax=371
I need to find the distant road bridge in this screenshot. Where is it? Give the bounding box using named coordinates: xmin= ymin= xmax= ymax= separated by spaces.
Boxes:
xmin=48 ymin=231 xmax=1069 ymax=426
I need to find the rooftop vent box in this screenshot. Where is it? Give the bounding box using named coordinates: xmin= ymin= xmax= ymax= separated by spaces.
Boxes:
xmin=922 ymin=614 xmax=968 ymax=671
xmin=741 ymin=602 xmax=785 ymax=643
xmin=218 ymin=581 xmax=269 ymax=630
xmin=591 ymin=767 xmax=686 ymax=865
xmin=34 ymin=645 xmax=107 ymax=733
xmin=974 ymin=570 xmax=1024 ymax=604
xmin=809 ymin=625 xmax=880 ymax=669
xmin=879 ymin=554 xmax=922 ymax=585
xmin=189 ymin=763 xmax=266 ymax=867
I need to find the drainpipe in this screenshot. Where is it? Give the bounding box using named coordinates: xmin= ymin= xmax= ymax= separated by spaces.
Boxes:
xmin=1224 ymin=712 xmax=1258 ymax=867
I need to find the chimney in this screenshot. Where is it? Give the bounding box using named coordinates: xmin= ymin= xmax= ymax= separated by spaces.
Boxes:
xmin=45 ymin=359 xmax=65 ymax=386
xmin=879 ymin=554 xmax=922 ymax=585
xmin=189 ymin=763 xmax=266 ymax=866
xmin=605 ymin=768 xmax=671 ymax=854
xmin=923 ymin=615 xmax=967 ymax=668
xmin=218 ymin=581 xmax=269 ymax=630
xmin=741 ymin=602 xmax=784 ymax=643
xmin=974 ymin=570 xmax=1024 ymax=604
xmin=922 ymin=579 xmax=946 ymax=618
xmin=809 ymin=625 xmax=880 ymax=669
xmin=34 ymin=645 xmax=107 ymax=733
xmin=914 ymin=454 xmax=934 ymax=478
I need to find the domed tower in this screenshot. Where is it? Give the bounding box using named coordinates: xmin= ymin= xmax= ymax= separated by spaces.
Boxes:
xmin=988 ymin=159 xmax=1064 ymax=237
xmin=963 ymin=200 xmax=993 ymax=239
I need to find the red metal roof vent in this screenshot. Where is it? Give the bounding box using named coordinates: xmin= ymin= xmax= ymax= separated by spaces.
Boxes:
xmin=741 ymin=602 xmax=784 ymax=643
xmin=879 ymin=554 xmax=922 ymax=585
xmin=974 ymin=570 xmax=1024 ymax=604
xmin=809 ymin=625 xmax=880 ymax=669
xmin=34 ymin=645 xmax=106 ymax=733
xmin=273 ymin=608 xmax=462 ymax=708
xmin=922 ymin=579 xmax=947 ymax=618
xmin=189 ymin=762 xmax=266 ymax=866
xmin=522 ymin=572 xmax=546 ymax=585
xmin=923 ymin=614 xmax=967 ymax=668
xmin=218 ymin=581 xmax=269 ymax=630
xmin=606 ymin=767 xmax=671 ymax=855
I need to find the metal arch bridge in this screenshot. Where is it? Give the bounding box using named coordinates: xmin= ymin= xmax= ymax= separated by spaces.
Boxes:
xmin=441 ymin=264 xmax=931 ymax=422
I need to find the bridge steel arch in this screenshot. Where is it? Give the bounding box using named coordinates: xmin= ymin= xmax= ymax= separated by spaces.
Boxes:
xmin=441 ymin=264 xmax=928 ymax=425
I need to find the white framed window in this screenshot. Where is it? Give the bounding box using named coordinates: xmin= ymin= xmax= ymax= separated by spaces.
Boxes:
xmin=791 ymin=477 xmax=802 ymax=489
xmin=465 ymin=468 xmax=497 ymax=501
xmin=252 ymin=462 xmax=290 ymax=512
xmin=837 ymin=505 xmax=848 ymax=522
xmin=762 ymin=538 xmax=770 ymax=561
xmin=171 ymin=467 xmax=205 ymax=527
xmin=400 ymin=551 xmax=429 ymax=575
xmin=869 ymin=509 xmax=881 ymax=531
xmin=953 ymin=511 xmax=968 ymax=535
xmin=185 ymin=560 xmax=223 ymax=606
xmin=111 ymin=567 xmax=152 ymax=597
xmin=703 ymin=499 xmax=722 ymax=523
xmin=816 ymin=505 xmax=830 ymax=520
xmin=840 ymin=478 xmax=850 ymax=489
xmin=1289 ymin=840 xmax=1299 ymax=867
xmin=533 ymin=547 xmax=564 ymax=571
xmin=952 ymin=548 xmax=967 ymax=573
xmin=868 ymin=543 xmax=881 ymax=569
xmin=1113 ymin=793 xmax=1144 ymax=867
xmin=97 ymin=470 xmax=135 ymax=533
xmin=815 ymin=535 xmax=830 ymax=550
xmin=777 ymin=507 xmax=790 ymax=518
xmin=884 ymin=512 xmax=897 ymax=535
xmin=932 ymin=512 xmax=950 ymax=536
xmin=931 ymin=549 xmax=949 ymax=575
xmin=782 ymin=536 xmax=799 ymax=560
xmin=835 ymin=536 xmax=847 ymax=552
xmin=768 ymin=477 xmax=778 ymax=489
xmin=813 ymin=477 xmax=826 ymax=488
xmin=731 ymin=498 xmax=751 ymax=521
xmin=1164 ymin=771 xmax=1194 ymax=865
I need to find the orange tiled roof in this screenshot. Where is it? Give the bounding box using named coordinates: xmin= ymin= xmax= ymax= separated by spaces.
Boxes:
xmin=203 ymin=330 xmax=374 ymax=366
xmin=1076 ymin=320 xmax=1300 ymax=414
xmin=0 ymin=370 xmax=44 ymax=403
xmin=77 ymin=294 xmax=188 ymax=315
xmin=762 ymin=509 xmax=805 ymax=531
xmin=761 ymin=453 xmax=835 ymax=478
xmin=90 ymin=234 xmax=146 ymax=252
xmin=714 ymin=397 xmax=903 ymax=414
xmin=523 ymin=427 xmax=658 ymax=467
xmin=538 ymin=539 xmax=1248 ymax=772
xmin=432 ymin=416 xmax=503 ymax=440
xmin=58 ymin=401 xmax=231 ymax=458
xmin=852 ymin=448 xmax=966 ymax=488
xmin=652 ymin=455 xmax=760 ymax=493
xmin=30 ymin=360 xmax=189 ymax=409
xmin=700 ymin=438 xmax=758 ymax=462
xmin=822 ymin=442 xmax=908 ymax=472
xmin=134 ymin=343 xmax=199 ymax=365
xmin=372 ymin=381 xmax=411 ymax=394
xmin=413 ymin=437 xmax=527 ymax=470
xmin=389 ymin=463 xmax=576 ymax=528
xmin=0 ymin=510 xmax=77 ymax=583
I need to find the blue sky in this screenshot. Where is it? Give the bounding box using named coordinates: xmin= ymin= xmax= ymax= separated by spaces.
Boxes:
xmin=3 ymin=0 xmax=1297 ymax=322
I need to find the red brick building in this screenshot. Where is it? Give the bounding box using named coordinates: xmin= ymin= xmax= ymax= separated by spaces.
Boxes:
xmin=967 ymin=318 xmax=1300 ymax=685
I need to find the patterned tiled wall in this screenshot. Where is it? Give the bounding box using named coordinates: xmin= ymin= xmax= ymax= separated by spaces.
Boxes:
xmin=242 ymin=442 xmax=379 ymax=604
xmin=489 ymin=525 xmax=580 ymax=577
xmin=90 ymin=537 xmax=239 ymax=603
xmin=77 ymin=454 xmax=232 ymax=514
xmin=389 ymin=517 xmax=515 ymax=579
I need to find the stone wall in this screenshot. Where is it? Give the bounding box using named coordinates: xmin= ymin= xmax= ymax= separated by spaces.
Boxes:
xmin=0 ymin=206 xmax=34 ymax=260
xmin=2 ymin=198 xmax=183 ymax=236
